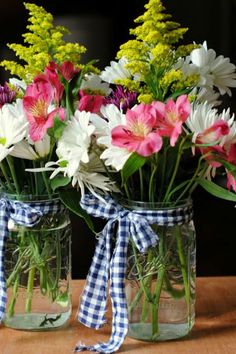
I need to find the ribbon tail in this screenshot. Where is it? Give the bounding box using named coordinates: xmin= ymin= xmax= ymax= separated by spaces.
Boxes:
xmin=0 ymin=248 xmax=7 ymax=322
xmin=0 ymin=200 xmax=8 ymax=322
xmin=77 ymin=222 xmax=113 ymax=330
xmin=76 ymin=219 xmax=129 ymax=354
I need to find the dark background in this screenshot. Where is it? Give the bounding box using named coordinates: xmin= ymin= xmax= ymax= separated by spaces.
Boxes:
xmin=0 ymin=0 xmax=235 ymax=278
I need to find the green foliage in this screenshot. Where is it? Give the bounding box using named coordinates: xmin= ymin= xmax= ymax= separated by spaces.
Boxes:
xmin=47 ymin=116 xmax=67 ymax=141
xmin=121 ymin=153 xmax=147 ymax=186
xmin=50 ymin=175 xmax=71 ymax=192
xmin=198 ymin=178 xmax=236 ymax=202
xmin=59 ymin=189 xmax=94 ymax=231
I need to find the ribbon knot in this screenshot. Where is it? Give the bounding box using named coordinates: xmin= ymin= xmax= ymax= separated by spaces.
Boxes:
xmin=0 ymin=196 xmax=65 ymax=322
xmin=75 ymin=194 xmax=193 ymax=353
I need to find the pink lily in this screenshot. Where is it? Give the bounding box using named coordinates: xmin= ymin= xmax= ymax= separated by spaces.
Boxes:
xmin=195 ymin=120 xmax=230 ymax=167
xmin=23 ymin=80 xmax=65 ymax=141
xmin=111 ymin=103 xmax=162 ymax=157
xmin=78 ymin=90 xmax=105 ymax=114
xmin=196 ymin=120 xmax=230 ymax=145
xmin=59 ymin=61 xmax=80 ymax=82
xmin=227 ymin=172 xmax=236 ymax=191
xmin=43 ymin=63 xmax=64 ymax=104
xmin=226 ymin=143 xmax=236 ymax=191
xmin=152 ymin=95 xmax=191 ymax=146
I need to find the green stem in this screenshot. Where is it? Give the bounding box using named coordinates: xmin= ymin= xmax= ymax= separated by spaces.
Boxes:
xmin=139 ymin=168 xmax=144 ymax=201
xmin=149 ymin=164 xmax=157 ymax=203
xmin=6 ymin=156 xmax=21 ymax=196
xmin=0 ymin=161 xmax=14 ymax=192
xmin=6 ymin=248 xmax=29 ymax=287
xmin=7 ymin=275 xmax=20 ymax=317
xmin=52 ymin=234 xmax=61 ymax=297
xmin=33 ymin=161 xmax=39 ymax=195
xmin=40 ymin=162 xmax=52 ymax=199
xmin=159 ymin=146 xmax=167 ymax=201
xmin=65 ymin=82 xmax=74 ymax=118
xmin=152 ymin=267 xmax=165 ymax=339
xmin=25 ymin=266 xmax=36 ymax=313
xmin=163 ymin=137 xmax=187 ymax=203
xmin=174 ymin=157 xmax=206 ymax=205
xmin=151 ymin=230 xmax=166 ymax=339
xmin=131 ymin=240 xmax=153 ymax=302
xmin=175 ymin=225 xmax=190 ymax=323
xmin=141 ymin=250 xmax=153 ymax=322
xmin=124 ymin=183 xmax=131 ymax=200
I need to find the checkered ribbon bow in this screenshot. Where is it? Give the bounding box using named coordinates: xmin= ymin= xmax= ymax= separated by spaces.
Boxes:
xmin=0 ymin=196 xmax=65 ymax=322
xmin=75 ymin=194 xmax=193 ymax=354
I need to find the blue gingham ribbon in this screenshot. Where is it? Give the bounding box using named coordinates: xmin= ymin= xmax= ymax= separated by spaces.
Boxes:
xmin=0 ymin=196 xmax=65 ymax=322
xmin=75 ymin=194 xmax=193 ymax=353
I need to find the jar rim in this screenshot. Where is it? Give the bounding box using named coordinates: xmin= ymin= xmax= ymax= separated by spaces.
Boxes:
xmin=118 ymin=197 xmax=192 ymax=210
xmin=2 ymin=191 xmax=60 ymax=202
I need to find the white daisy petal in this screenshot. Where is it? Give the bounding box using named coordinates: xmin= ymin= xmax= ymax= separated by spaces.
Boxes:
xmin=100 ymin=57 xmax=131 ymax=84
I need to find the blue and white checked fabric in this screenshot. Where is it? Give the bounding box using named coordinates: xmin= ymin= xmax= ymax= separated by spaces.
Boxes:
xmin=0 ymin=196 xmax=65 ymax=322
xmin=75 ymin=194 xmax=193 ymax=354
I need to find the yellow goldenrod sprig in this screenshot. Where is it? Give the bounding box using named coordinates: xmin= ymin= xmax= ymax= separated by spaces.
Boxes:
xmin=116 ymin=0 xmax=200 ymax=102
xmin=0 ymin=2 xmax=87 ymax=82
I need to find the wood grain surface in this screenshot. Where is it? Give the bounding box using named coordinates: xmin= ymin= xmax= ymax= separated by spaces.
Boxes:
xmin=1 ymin=277 xmax=236 ymax=354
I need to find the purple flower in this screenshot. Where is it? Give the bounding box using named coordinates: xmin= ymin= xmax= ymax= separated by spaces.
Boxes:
xmin=0 ymin=83 xmax=16 ymax=108
xmin=105 ymin=85 xmax=137 ymax=113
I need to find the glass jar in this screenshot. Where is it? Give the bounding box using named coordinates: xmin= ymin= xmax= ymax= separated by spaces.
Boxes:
xmin=3 ymin=194 xmax=72 ymax=330
xmin=124 ymin=199 xmax=196 ymax=341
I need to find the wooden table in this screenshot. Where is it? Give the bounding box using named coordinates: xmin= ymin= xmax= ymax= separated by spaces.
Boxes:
xmin=1 ymin=277 xmax=236 ymax=354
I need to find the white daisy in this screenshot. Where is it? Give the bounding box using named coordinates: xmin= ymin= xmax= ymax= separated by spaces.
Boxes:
xmin=80 ymin=74 xmax=111 ymax=95
xmin=186 ymin=102 xmax=234 ymax=142
xmin=100 ymin=57 xmax=131 ymax=84
xmin=90 ymin=104 xmax=131 ymax=171
xmin=186 ymin=41 xmax=236 ymax=96
xmin=191 ymin=87 xmax=221 ymax=107
xmin=9 ymin=77 xmax=27 ymax=92
xmin=0 ymin=99 xmax=28 ymax=161
xmin=54 ymin=110 xmax=95 ymax=179
xmin=10 ymin=134 xmax=51 ymax=160
xmin=29 ymin=153 xmax=117 ymax=198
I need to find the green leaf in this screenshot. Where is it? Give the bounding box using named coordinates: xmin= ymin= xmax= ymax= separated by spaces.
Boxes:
xmin=166 ymin=87 xmax=192 ymax=101
xmin=198 ymin=178 xmax=236 ymax=202
xmin=47 ymin=116 xmax=67 ymax=140
xmin=50 ymin=175 xmax=71 ymax=192
xmin=121 ymin=152 xmax=147 ymax=186
xmin=59 ymin=189 xmax=94 ymax=231
xmin=214 ymin=158 xmax=236 ymax=179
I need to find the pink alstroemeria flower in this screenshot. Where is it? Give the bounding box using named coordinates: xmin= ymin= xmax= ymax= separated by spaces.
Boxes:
xmin=43 ymin=63 xmax=64 ymax=104
xmin=152 ymin=95 xmax=191 ymax=146
xmin=78 ymin=90 xmax=105 ymax=114
xmin=111 ymin=103 xmax=162 ymax=157
xmin=196 ymin=120 xmax=230 ymax=145
xmin=195 ymin=120 xmax=230 ymax=167
xmin=23 ymin=81 xmax=65 ymax=141
xmin=59 ymin=61 xmax=80 ymax=82
xmin=227 ymin=172 xmax=236 ymax=191
xmin=226 ymin=143 xmax=236 ymax=191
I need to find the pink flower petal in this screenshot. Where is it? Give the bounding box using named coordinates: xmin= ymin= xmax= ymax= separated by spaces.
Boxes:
xmin=136 ymin=131 xmax=163 ymax=156
xmin=227 ymin=172 xmax=236 ymax=191
xmin=197 ymin=120 xmax=229 ymax=144
xmin=78 ymin=92 xmax=104 ymax=113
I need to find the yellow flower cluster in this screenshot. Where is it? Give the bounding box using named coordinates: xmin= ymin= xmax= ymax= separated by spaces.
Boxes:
xmin=0 ymin=3 xmax=87 ymax=82
xmin=160 ymin=70 xmax=199 ymax=96
xmin=116 ymin=0 xmax=199 ymax=102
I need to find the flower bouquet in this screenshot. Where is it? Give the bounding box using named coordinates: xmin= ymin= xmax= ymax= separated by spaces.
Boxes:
xmin=34 ymin=0 xmax=235 ymax=352
xmin=2 ymin=0 xmax=235 ymax=352
xmin=0 ymin=2 xmax=112 ymax=331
